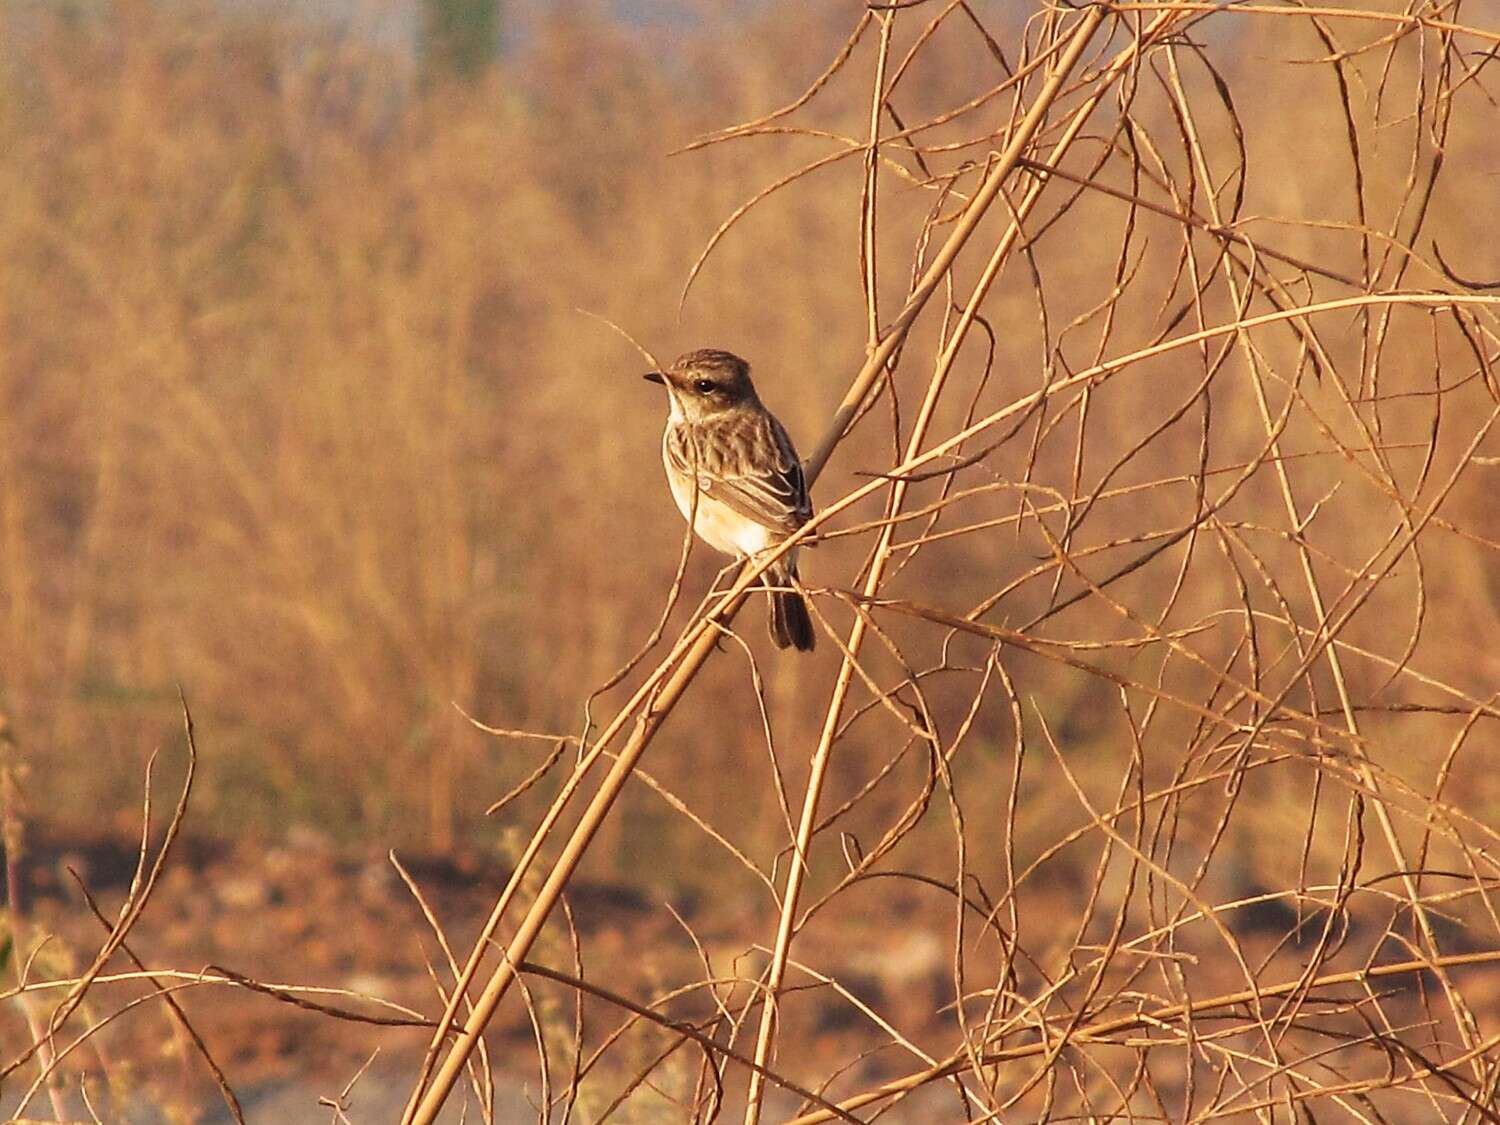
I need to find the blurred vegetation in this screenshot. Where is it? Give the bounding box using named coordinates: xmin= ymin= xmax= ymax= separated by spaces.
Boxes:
xmin=0 ymin=0 xmax=882 ymax=860
xmin=0 ymin=0 xmax=1495 ymax=911
xmin=422 ymin=0 xmax=501 ymax=79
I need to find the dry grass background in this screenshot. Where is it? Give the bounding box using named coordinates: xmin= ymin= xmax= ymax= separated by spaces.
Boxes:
xmin=3 ymin=0 xmax=1500 ymax=1120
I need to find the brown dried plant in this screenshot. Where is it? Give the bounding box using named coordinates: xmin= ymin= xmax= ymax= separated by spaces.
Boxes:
xmin=3 ymin=1 xmax=1500 ymax=1122
xmin=398 ymin=3 xmax=1500 ymax=1122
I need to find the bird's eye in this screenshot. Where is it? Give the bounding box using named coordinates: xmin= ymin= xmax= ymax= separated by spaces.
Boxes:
xmin=693 ymin=378 xmax=716 ymax=395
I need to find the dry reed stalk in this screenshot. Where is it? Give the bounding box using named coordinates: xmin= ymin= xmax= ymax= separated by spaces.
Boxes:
xmin=740 ymin=8 xmax=1185 ymax=1122
xmin=404 ymin=10 xmax=1115 ymax=1121
xmin=406 ymin=277 xmax=1500 ymax=1118
xmin=1161 ymin=42 xmax=1488 ymax=1087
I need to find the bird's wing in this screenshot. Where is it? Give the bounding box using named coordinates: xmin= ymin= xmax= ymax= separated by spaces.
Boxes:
xmin=666 ymin=415 xmax=812 ymax=537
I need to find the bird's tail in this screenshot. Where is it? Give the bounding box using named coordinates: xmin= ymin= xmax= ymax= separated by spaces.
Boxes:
xmin=767 ymin=560 xmax=815 ymax=652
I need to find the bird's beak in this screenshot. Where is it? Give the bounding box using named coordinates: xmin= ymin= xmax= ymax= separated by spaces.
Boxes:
xmin=642 ymin=371 xmax=665 ymax=385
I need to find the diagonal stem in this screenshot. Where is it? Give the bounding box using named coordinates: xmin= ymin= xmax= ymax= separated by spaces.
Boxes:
xmin=1162 ymin=44 xmax=1486 ymax=1070
xmin=739 ymin=8 xmax=1187 ymax=1122
xmin=405 ymin=11 xmax=1116 ymax=1123
xmin=392 ymin=66 xmax=1500 ymax=1124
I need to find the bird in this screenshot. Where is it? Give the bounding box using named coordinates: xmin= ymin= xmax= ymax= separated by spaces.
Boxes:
xmin=644 ymin=348 xmax=816 ymax=652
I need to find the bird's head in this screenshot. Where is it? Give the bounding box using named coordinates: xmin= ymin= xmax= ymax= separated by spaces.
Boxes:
xmin=644 ymin=348 xmax=758 ymax=422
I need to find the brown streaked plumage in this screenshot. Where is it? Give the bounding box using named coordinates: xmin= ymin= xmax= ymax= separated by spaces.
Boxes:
xmin=644 ymin=349 xmax=815 ymax=652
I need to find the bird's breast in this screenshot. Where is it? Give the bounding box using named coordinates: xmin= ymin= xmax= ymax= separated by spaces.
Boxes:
xmin=664 ymin=468 xmax=772 ymax=558
xmin=661 ymin=435 xmax=773 ymax=558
